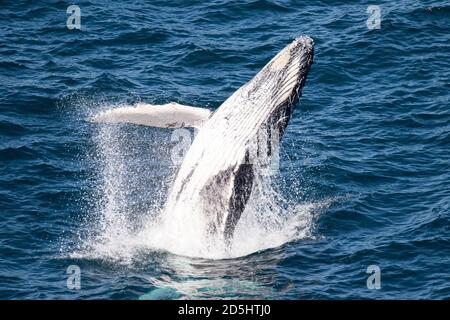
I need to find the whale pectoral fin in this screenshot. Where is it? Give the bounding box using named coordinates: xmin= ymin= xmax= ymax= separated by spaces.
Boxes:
xmin=90 ymin=102 xmax=212 ymax=128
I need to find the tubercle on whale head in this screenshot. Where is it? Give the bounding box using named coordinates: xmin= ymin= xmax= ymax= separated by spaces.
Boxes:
xmin=293 ymin=36 xmax=314 ymax=51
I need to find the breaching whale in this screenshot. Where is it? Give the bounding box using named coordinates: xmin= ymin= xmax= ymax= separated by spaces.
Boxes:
xmin=92 ymin=36 xmax=314 ymax=241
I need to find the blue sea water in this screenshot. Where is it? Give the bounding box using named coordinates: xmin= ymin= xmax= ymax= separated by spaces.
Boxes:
xmin=0 ymin=0 xmax=449 ymax=299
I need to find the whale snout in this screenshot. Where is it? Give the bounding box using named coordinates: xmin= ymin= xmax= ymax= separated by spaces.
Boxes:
xmin=269 ymin=36 xmax=314 ymax=72
xmin=290 ymin=36 xmax=314 ymax=64
xmin=293 ymin=36 xmax=314 ymax=49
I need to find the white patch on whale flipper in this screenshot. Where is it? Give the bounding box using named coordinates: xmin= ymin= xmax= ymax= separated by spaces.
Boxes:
xmin=91 ymin=102 xmax=212 ymax=128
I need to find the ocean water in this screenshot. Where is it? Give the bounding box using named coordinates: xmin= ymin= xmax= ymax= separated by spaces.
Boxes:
xmin=0 ymin=0 xmax=449 ymax=299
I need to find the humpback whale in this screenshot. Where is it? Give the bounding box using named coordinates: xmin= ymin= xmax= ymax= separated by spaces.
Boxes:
xmin=92 ymin=36 xmax=314 ymax=241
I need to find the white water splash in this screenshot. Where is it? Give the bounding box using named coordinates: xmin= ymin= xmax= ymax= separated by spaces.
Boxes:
xmin=76 ymin=104 xmax=324 ymax=261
